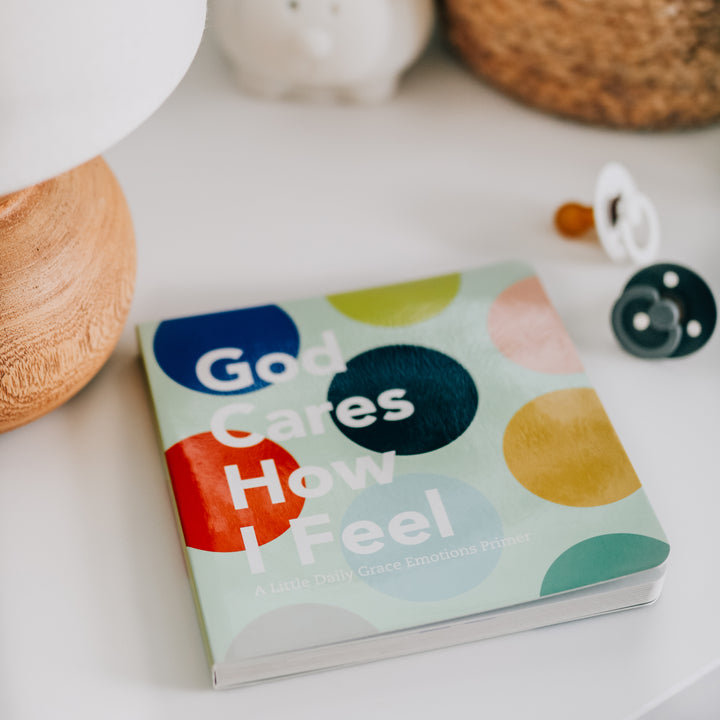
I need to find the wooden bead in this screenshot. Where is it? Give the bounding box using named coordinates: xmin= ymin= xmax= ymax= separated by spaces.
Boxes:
xmin=0 ymin=157 xmax=136 ymax=432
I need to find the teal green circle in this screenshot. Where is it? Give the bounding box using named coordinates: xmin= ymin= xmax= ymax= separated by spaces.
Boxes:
xmin=540 ymin=533 xmax=670 ymax=596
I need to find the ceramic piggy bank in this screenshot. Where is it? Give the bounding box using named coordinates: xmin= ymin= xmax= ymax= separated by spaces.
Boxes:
xmin=213 ymin=0 xmax=435 ymax=103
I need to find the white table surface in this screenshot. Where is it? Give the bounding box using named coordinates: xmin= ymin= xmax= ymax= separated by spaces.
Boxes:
xmin=2 ymin=28 xmax=720 ymax=720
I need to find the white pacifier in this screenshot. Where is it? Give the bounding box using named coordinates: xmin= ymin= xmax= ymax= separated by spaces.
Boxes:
xmin=554 ymin=162 xmax=661 ymax=265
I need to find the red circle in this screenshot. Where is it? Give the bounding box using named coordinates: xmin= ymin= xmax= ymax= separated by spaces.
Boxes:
xmin=165 ymin=432 xmax=304 ymax=552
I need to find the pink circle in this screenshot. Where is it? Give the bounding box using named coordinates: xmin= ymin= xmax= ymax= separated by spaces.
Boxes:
xmin=488 ymin=277 xmax=584 ymax=374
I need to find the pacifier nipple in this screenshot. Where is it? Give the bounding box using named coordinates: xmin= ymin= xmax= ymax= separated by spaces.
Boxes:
xmin=554 ymin=202 xmax=595 ymax=238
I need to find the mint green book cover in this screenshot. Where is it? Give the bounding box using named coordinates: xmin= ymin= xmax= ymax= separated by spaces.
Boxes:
xmin=137 ymin=261 xmax=669 ymax=688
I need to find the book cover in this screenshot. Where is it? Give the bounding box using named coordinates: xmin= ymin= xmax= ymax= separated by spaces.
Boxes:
xmin=137 ymin=261 xmax=669 ymax=688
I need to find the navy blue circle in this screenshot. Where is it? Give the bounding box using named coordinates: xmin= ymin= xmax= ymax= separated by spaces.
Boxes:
xmin=327 ymin=345 xmax=478 ymax=455
xmin=153 ymin=305 xmax=300 ymax=395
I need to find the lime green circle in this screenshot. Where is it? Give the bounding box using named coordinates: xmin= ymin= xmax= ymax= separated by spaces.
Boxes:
xmin=327 ymin=274 xmax=461 ymax=327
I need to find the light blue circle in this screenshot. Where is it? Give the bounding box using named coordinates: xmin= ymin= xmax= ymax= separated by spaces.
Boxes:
xmin=341 ymin=474 xmax=503 ymax=601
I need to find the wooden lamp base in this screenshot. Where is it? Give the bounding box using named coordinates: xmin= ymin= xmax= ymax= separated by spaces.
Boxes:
xmin=0 ymin=157 xmax=136 ymax=432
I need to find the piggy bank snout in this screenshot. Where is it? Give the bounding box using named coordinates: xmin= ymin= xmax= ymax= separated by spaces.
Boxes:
xmin=298 ymin=27 xmax=334 ymax=58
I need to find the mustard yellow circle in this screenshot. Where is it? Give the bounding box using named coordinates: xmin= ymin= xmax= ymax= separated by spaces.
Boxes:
xmin=503 ymin=388 xmax=641 ymax=507
xmin=327 ymin=274 xmax=461 ymax=327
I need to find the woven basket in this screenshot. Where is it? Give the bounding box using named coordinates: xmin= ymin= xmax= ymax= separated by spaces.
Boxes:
xmin=440 ymin=0 xmax=720 ymax=129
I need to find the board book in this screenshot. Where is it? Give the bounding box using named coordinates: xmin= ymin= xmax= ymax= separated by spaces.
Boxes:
xmin=137 ymin=261 xmax=669 ymax=689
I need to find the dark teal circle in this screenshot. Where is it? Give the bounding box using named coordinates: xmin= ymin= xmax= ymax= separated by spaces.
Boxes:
xmin=327 ymin=345 xmax=478 ymax=455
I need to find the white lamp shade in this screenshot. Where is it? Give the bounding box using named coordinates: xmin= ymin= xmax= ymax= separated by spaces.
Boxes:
xmin=0 ymin=0 xmax=207 ymax=195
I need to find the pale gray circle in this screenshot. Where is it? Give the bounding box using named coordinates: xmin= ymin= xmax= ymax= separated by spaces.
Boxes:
xmin=225 ymin=603 xmax=378 ymax=661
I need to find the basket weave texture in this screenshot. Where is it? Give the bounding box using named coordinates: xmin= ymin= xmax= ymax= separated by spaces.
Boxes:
xmin=441 ymin=0 xmax=720 ymax=129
